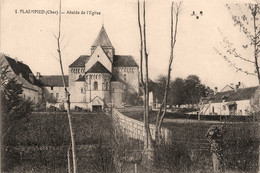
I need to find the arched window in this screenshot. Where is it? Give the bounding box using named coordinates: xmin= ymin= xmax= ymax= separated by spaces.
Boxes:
xmin=94 ymin=81 xmax=98 ymax=90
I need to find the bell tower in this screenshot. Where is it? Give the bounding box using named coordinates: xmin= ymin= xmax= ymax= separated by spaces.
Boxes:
xmin=91 ymin=26 xmax=115 ymax=62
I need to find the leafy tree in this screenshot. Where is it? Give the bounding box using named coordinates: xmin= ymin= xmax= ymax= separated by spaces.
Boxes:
xmin=184 ymin=75 xmax=210 ymax=105
xmin=170 ymin=77 xmax=185 ymax=106
xmin=124 ymin=90 xmax=143 ymax=106
xmin=0 ymin=65 xmax=32 ymax=171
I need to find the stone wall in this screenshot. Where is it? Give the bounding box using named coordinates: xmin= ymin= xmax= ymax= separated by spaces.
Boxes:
xmin=112 ymin=109 xmax=171 ymax=143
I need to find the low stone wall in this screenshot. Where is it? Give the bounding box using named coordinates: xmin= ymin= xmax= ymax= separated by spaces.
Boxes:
xmin=112 ymin=109 xmax=171 ymax=143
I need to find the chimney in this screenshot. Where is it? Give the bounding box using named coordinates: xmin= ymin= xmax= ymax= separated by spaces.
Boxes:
xmin=19 ymin=73 xmax=22 ymax=77
xmin=214 ymin=87 xmax=218 ymax=94
xmin=15 ymin=57 xmax=18 ymax=63
xmin=36 ymin=72 xmax=41 ymax=80
xmin=29 ymin=73 xmax=34 ymax=84
xmin=236 ymin=82 xmax=241 ymax=90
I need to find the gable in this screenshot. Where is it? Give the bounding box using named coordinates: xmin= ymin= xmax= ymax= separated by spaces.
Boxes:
xmin=221 ymin=85 xmax=234 ymax=92
xmin=86 ymin=61 xmax=111 ymax=74
xmin=85 ymin=46 xmax=112 ymax=73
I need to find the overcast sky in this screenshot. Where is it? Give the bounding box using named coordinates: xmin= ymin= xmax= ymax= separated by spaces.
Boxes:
xmin=0 ymin=0 xmax=257 ymax=90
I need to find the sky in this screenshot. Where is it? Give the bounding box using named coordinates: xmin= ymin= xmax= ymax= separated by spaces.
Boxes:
xmin=0 ymin=0 xmax=257 ymax=90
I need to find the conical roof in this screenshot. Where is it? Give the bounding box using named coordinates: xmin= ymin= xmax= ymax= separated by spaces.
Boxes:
xmin=92 ymin=26 xmax=113 ymax=48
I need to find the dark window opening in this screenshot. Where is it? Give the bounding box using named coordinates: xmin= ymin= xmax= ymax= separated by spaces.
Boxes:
xmin=94 ymin=81 xmax=98 ymax=90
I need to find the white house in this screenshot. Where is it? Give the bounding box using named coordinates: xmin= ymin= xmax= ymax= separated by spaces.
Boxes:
xmin=0 ymin=53 xmax=42 ymax=104
xmin=200 ymin=84 xmax=260 ymax=116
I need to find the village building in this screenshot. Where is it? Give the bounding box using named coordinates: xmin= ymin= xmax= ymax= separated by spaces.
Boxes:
xmin=68 ymin=26 xmax=139 ymax=111
xmin=200 ymin=83 xmax=260 ymax=116
xmin=37 ymin=75 xmax=68 ymax=109
xmin=0 ymin=53 xmax=42 ymax=104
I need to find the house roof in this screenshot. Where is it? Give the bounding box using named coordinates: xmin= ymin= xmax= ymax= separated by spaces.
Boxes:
xmin=210 ymin=86 xmax=258 ymax=103
xmin=92 ymin=26 xmax=113 ymax=48
xmin=113 ymin=55 xmax=138 ymax=67
xmin=69 ymin=55 xmax=90 ymax=68
xmin=2 ymin=55 xmax=41 ymax=86
xmin=40 ymin=75 xmax=68 ymax=87
xmin=15 ymin=75 xmax=38 ymax=91
xmin=85 ymin=61 xmax=111 ymax=74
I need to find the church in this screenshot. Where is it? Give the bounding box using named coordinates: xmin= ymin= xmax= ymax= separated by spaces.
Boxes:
xmin=1 ymin=26 xmax=140 ymax=111
xmin=67 ymin=26 xmax=139 ymax=111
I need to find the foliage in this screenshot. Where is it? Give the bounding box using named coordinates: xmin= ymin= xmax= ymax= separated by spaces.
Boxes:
xmin=150 ymin=74 xmax=212 ymax=106
xmin=169 ymin=77 xmax=186 ymax=105
xmin=46 ymin=96 xmax=57 ymax=104
xmin=0 ymin=65 xmax=32 ymax=171
xmin=124 ymin=90 xmax=143 ymax=106
xmin=206 ymin=125 xmax=224 ymax=171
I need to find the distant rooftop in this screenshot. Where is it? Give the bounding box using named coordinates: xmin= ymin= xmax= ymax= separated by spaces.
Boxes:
xmin=40 ymin=75 xmax=68 ymax=87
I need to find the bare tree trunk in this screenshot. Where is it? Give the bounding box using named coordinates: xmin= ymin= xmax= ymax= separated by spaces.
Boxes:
xmin=155 ymin=1 xmax=181 ymax=146
xmin=138 ymin=0 xmax=154 ymax=167
xmin=67 ymin=146 xmax=71 ymax=173
xmin=253 ymin=5 xmax=260 ymax=84
xmin=56 ymin=1 xmax=77 ymax=172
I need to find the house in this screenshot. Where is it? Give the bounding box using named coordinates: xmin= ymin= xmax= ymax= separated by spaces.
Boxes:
xmin=67 ymin=26 xmax=139 ymax=111
xmin=0 ymin=53 xmax=42 ymax=104
xmin=37 ymin=74 xmax=68 ymax=109
xmin=200 ymin=83 xmax=260 ymax=116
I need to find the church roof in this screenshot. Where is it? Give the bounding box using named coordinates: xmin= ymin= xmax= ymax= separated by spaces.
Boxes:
xmin=40 ymin=75 xmax=68 ymax=87
xmin=113 ymin=55 xmax=138 ymax=67
xmin=92 ymin=26 xmax=113 ymax=48
xmin=85 ymin=61 xmax=111 ymax=74
xmin=69 ymin=55 xmax=90 ymax=68
xmin=111 ymin=74 xmax=125 ymax=83
xmin=70 ymin=54 xmax=139 ymax=68
xmin=75 ymin=75 xmax=85 ymax=82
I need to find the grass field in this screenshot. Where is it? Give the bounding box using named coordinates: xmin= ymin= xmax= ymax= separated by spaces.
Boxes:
xmin=4 ymin=112 xmax=117 ymax=173
xmin=4 ymin=110 xmax=260 ymax=172
xmin=122 ymin=109 xmax=260 ymax=172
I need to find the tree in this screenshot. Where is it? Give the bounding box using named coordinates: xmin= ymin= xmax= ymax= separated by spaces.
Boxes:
xmin=154 ymin=75 xmax=169 ymax=103
xmin=138 ymin=0 xmax=154 ymax=167
xmin=184 ymin=75 xmax=209 ymax=105
xmin=155 ymin=1 xmax=182 ymax=146
xmin=53 ymin=1 xmax=77 ymax=172
xmin=170 ymin=77 xmax=185 ymax=106
xmin=0 ymin=65 xmax=32 ymax=171
xmin=215 ymin=3 xmax=260 ymax=83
